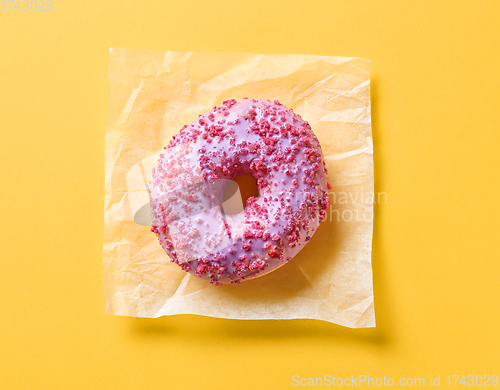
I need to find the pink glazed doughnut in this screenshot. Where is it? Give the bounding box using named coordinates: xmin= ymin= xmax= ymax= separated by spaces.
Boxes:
xmin=150 ymin=98 xmax=331 ymax=285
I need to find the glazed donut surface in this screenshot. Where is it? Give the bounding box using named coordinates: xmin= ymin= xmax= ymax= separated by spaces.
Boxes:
xmin=150 ymin=98 xmax=331 ymax=285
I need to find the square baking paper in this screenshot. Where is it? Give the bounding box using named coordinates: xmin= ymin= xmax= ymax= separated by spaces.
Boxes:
xmin=104 ymin=48 xmax=375 ymax=327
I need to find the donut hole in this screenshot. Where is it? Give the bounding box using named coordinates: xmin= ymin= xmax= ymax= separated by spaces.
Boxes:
xmin=222 ymin=174 xmax=259 ymax=215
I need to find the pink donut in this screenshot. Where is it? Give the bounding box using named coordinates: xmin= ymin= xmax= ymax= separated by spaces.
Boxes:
xmin=150 ymin=98 xmax=331 ymax=285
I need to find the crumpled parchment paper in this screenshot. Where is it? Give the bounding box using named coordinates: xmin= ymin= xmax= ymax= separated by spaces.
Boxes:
xmin=103 ymin=48 xmax=375 ymax=328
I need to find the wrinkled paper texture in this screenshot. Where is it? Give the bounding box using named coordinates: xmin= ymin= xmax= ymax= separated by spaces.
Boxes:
xmin=104 ymin=48 xmax=375 ymax=327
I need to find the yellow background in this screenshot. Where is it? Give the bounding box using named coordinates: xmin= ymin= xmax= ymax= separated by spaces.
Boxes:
xmin=1 ymin=0 xmax=499 ymax=389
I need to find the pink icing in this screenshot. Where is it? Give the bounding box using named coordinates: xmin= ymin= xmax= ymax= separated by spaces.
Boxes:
xmin=150 ymin=98 xmax=331 ymax=285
